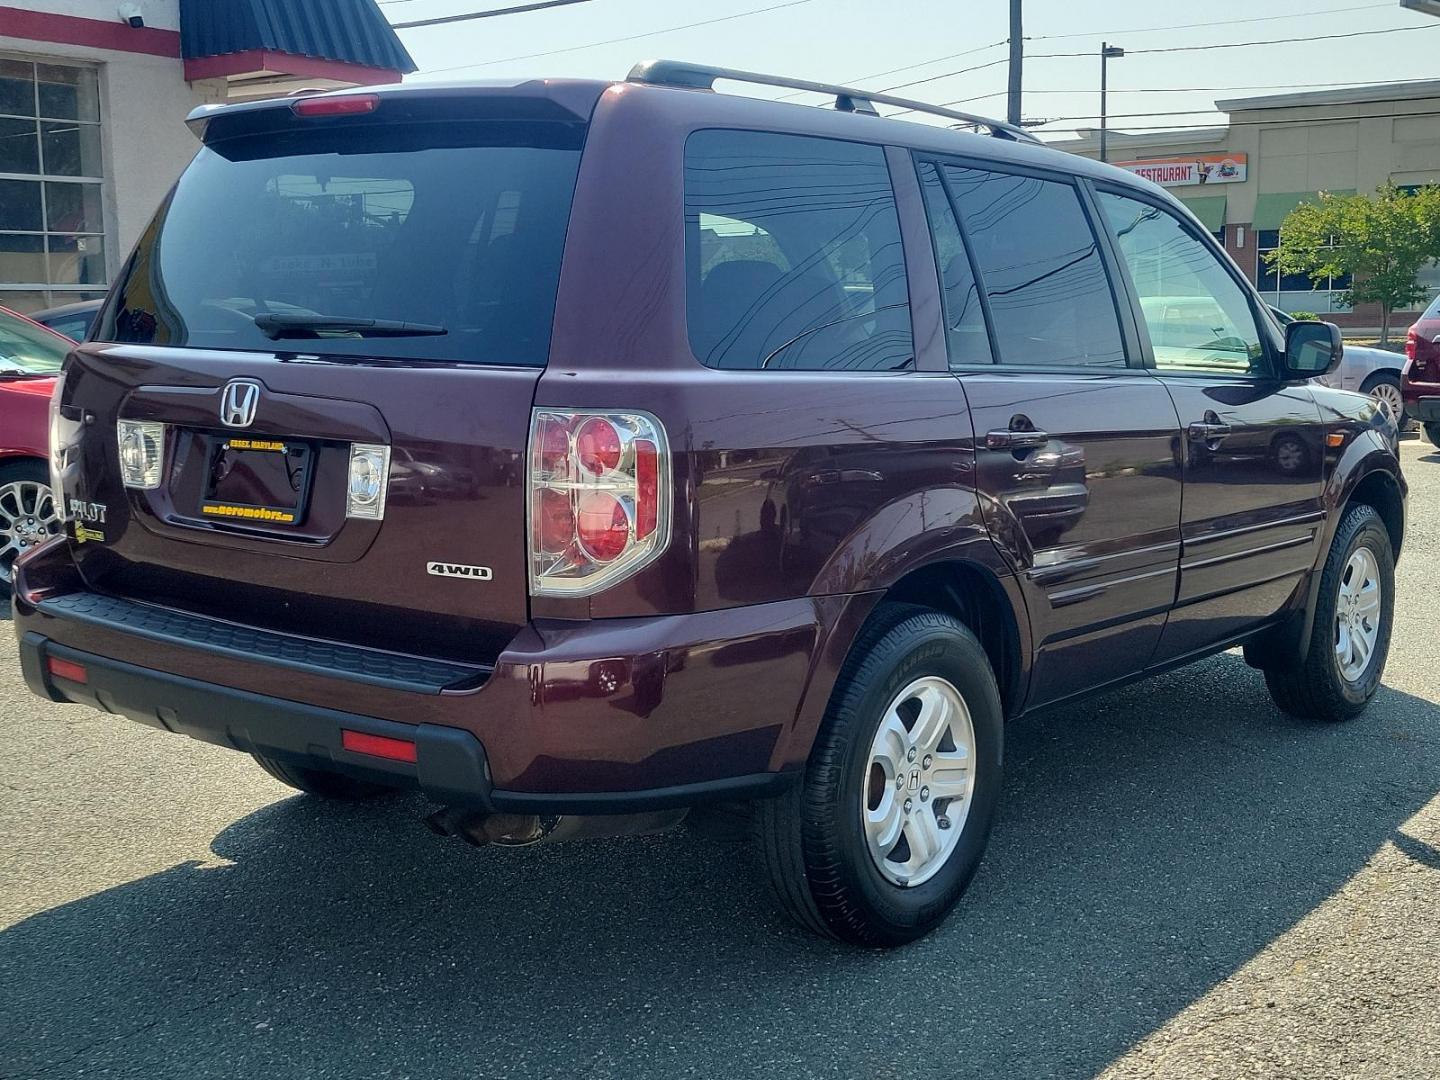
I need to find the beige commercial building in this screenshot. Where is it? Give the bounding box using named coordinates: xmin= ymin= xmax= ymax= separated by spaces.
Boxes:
xmin=1056 ymin=81 xmax=1440 ymax=330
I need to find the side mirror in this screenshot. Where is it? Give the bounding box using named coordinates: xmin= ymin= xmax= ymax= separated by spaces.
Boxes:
xmin=1283 ymin=319 xmax=1343 ymax=380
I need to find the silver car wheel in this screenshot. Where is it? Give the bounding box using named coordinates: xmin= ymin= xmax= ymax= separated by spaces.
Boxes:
xmin=1368 ymin=381 xmax=1405 ymax=424
xmin=1334 ymin=546 xmax=1382 ymax=682
xmin=0 ymin=479 xmax=60 ymax=584
xmin=861 ymin=676 xmax=976 ymax=888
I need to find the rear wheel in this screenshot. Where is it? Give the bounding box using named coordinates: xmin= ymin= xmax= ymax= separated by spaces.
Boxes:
xmin=1425 ymin=422 xmax=1440 ymax=449
xmin=756 ymin=605 xmax=1003 ymax=946
xmin=1262 ymin=503 xmax=1394 ymax=722
xmin=251 ymin=753 xmax=392 ymax=799
xmin=1361 ymin=373 xmax=1406 ymax=428
xmin=0 ymin=460 xmax=61 ymax=587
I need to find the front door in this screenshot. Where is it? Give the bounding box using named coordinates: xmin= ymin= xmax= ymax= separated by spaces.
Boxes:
xmin=1093 ymin=188 xmax=1327 ymax=663
xmin=917 ymin=160 xmax=1183 ymax=709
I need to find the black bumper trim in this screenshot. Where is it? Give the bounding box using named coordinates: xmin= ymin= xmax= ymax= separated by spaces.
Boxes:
xmin=21 ymin=634 xmax=797 ymax=815
xmin=35 ymin=591 xmax=489 ymax=695
xmin=1410 ymin=395 xmax=1440 ymax=423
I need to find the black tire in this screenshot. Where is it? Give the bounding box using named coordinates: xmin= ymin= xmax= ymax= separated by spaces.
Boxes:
xmin=756 ymin=604 xmax=1004 ymax=946
xmin=1359 ymin=372 xmax=1407 ymax=429
xmin=1425 ymin=422 xmax=1440 ymax=449
xmin=251 ymin=753 xmax=391 ymax=799
xmin=1263 ymin=503 xmax=1394 ymax=722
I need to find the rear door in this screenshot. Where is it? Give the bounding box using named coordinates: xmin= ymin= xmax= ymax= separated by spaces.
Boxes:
xmin=1092 ymin=186 xmax=1326 ymax=663
xmin=916 ymin=159 xmax=1183 ymax=709
xmin=61 ymin=91 xmax=592 ymax=662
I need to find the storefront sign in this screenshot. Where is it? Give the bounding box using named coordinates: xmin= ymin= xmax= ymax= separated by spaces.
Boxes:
xmin=1113 ymin=153 xmax=1247 ymax=187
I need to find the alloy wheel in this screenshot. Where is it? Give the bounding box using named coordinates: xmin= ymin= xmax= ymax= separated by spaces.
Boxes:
xmin=0 ymin=479 xmax=60 ymax=584
xmin=861 ymin=676 xmax=976 ymax=887
xmin=1368 ymin=382 xmax=1405 ymax=425
xmin=1334 ymin=546 xmax=1382 ymax=682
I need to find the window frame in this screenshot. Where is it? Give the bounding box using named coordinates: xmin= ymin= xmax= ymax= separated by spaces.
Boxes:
xmin=680 ymin=126 xmax=921 ymax=375
xmin=0 ymin=53 xmax=108 ymax=309
xmin=912 ymin=151 xmax=1144 ymax=374
xmin=1089 ymin=178 xmax=1282 ymax=382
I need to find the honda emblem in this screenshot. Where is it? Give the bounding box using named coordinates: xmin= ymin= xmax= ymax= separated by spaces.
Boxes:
xmin=220 ymin=379 xmax=261 ymax=428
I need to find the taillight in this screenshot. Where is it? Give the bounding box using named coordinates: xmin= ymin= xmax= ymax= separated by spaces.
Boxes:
xmin=292 ymin=94 xmax=379 ymax=118
xmin=1407 ymin=326 xmax=1439 ymax=375
xmin=527 ymin=410 xmax=670 ymax=596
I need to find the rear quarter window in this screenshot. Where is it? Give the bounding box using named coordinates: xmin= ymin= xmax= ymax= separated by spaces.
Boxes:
xmin=684 ymin=130 xmax=913 ymax=371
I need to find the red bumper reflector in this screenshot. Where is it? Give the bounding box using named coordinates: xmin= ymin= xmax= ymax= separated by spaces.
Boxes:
xmin=341 ymin=729 xmax=417 ymax=763
xmin=47 ymin=656 xmax=88 ymax=684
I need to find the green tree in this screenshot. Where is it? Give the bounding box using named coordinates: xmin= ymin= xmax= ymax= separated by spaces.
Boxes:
xmin=1267 ymin=183 xmax=1440 ymax=344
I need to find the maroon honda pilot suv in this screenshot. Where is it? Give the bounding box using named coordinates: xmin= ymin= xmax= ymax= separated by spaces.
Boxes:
xmin=12 ymin=63 xmax=1406 ymax=945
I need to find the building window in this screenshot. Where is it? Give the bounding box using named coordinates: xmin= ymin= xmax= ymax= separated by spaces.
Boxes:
xmin=1255 ymin=229 xmax=1350 ymax=315
xmin=0 ymin=57 xmax=107 ymax=314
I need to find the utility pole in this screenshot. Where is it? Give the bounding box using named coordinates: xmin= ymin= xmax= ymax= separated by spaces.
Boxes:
xmin=1007 ymin=0 xmax=1022 ymax=126
xmin=1099 ymin=42 xmax=1125 ymax=163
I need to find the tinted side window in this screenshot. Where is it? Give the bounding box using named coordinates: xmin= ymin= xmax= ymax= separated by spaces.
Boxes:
xmin=944 ymin=166 xmax=1126 ymax=369
xmin=1098 ymin=191 xmax=1264 ymax=375
xmin=916 ymin=161 xmax=992 ymax=367
xmin=685 ymin=130 xmax=913 ymax=371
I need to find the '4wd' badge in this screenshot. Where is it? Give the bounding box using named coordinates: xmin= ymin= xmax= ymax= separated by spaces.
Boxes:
xmin=426 ymin=562 xmax=493 ymax=581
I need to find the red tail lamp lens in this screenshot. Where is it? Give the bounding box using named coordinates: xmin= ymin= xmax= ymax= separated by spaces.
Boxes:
xmin=534 ymin=415 xmax=571 ymax=476
xmin=292 ymin=95 xmax=379 ymax=117
xmin=634 ymin=438 xmax=659 ymax=539
xmin=341 ymin=729 xmax=417 ymax=763
xmin=48 ymin=656 xmax=87 ymax=684
xmin=575 ymin=417 xmax=623 ymax=476
xmin=535 ymin=487 xmax=575 ymax=555
xmin=575 ymin=490 xmax=629 ymax=562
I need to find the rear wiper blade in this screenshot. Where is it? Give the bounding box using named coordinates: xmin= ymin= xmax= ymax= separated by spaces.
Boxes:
xmin=253 ymin=313 xmax=447 ymax=339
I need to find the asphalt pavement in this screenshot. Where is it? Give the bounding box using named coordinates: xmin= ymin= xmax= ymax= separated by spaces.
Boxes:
xmin=2 ymin=438 xmax=1438 ymax=1080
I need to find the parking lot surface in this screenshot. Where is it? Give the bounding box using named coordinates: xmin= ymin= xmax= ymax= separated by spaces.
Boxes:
xmin=2 ymin=437 xmax=1438 ymax=1080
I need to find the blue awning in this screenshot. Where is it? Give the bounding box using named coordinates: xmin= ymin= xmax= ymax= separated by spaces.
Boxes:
xmin=180 ymin=0 xmax=416 ymax=76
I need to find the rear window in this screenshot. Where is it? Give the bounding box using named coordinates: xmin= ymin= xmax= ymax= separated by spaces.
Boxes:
xmin=0 ymin=309 xmax=67 ymax=374
xmin=684 ymin=130 xmax=913 ymax=371
xmin=98 ymin=120 xmax=583 ymax=365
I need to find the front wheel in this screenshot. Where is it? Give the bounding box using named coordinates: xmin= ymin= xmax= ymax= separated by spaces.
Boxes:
xmin=1361 ymin=373 xmax=1406 ymax=428
xmin=1263 ymin=503 xmax=1394 ymax=722
xmin=756 ymin=606 xmax=1003 ymax=946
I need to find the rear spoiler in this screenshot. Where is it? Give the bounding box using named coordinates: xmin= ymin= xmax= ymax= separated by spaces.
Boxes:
xmin=184 ymin=79 xmax=607 ymax=143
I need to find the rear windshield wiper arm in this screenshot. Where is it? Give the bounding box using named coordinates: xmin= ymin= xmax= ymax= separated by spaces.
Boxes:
xmin=253 ymin=313 xmax=447 ymax=339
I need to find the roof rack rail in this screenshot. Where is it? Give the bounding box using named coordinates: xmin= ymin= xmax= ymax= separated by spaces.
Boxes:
xmin=626 ymin=59 xmax=1042 ymax=144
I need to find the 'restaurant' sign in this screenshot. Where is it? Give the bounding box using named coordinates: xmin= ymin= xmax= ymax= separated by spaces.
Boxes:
xmin=1113 ymin=153 xmax=1248 ymax=187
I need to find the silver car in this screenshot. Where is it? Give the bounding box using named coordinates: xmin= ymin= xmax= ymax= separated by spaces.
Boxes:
xmin=1268 ymin=306 xmax=1407 ymax=423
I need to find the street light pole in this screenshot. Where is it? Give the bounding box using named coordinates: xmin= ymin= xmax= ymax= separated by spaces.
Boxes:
xmin=1007 ymin=0 xmax=1023 ymax=126
xmin=1099 ymin=42 xmax=1125 ymax=163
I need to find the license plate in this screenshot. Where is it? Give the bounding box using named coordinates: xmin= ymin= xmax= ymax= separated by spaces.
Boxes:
xmin=201 ymin=436 xmax=313 ymax=526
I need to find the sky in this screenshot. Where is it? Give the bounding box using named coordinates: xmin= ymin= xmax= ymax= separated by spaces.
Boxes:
xmin=380 ymin=0 xmax=1440 ymax=142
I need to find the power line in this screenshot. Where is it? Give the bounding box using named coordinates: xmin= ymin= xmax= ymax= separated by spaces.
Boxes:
xmin=417 ymin=0 xmax=814 ymax=73
xmin=1027 ymin=21 xmax=1440 ymax=60
xmin=936 ymin=79 xmax=1440 ymax=107
xmin=391 ymin=0 xmax=597 ymax=28
xmin=1026 ymin=2 xmax=1391 ymax=40
xmin=772 ymin=40 xmax=1008 ymax=101
xmin=1037 ymin=105 xmax=1440 ymax=134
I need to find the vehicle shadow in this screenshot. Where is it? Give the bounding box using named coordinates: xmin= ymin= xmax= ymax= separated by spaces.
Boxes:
xmin=2 ymin=652 xmax=1437 ymax=1080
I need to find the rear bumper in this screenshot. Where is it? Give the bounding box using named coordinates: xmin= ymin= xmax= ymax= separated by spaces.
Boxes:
xmin=1405 ymin=393 xmax=1440 ymax=422
xmin=12 ymin=545 xmax=871 ymax=809
xmin=18 ymin=632 xmax=793 ymax=812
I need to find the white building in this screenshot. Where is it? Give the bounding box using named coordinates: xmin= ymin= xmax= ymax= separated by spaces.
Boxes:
xmin=0 ymin=0 xmax=413 ymax=313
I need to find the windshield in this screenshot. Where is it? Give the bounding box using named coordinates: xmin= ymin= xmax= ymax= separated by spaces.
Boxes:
xmin=0 ymin=309 xmax=68 ymax=374
xmin=98 ymin=120 xmax=584 ymax=366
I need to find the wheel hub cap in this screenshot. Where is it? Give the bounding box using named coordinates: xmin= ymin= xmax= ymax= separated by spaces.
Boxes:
xmin=0 ymin=479 xmax=60 ymax=584
xmin=861 ymin=676 xmax=976 ymax=888
xmin=1334 ymin=547 xmax=1381 ymax=682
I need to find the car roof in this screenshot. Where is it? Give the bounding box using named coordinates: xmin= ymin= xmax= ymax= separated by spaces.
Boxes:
xmin=30 ymin=299 xmax=103 ymax=320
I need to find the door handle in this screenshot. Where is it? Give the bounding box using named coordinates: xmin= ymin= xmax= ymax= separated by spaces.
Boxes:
xmin=986 ymin=428 xmax=1050 ymax=451
xmin=1187 ymin=420 xmax=1231 ymax=443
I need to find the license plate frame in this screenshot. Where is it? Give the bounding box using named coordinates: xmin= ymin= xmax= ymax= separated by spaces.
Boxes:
xmin=200 ymin=435 xmax=314 ymax=527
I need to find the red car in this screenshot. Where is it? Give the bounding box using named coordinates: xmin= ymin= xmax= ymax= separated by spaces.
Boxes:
xmin=0 ymin=306 xmax=68 ymax=585
xmin=1403 ymin=294 xmax=1440 ymax=446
